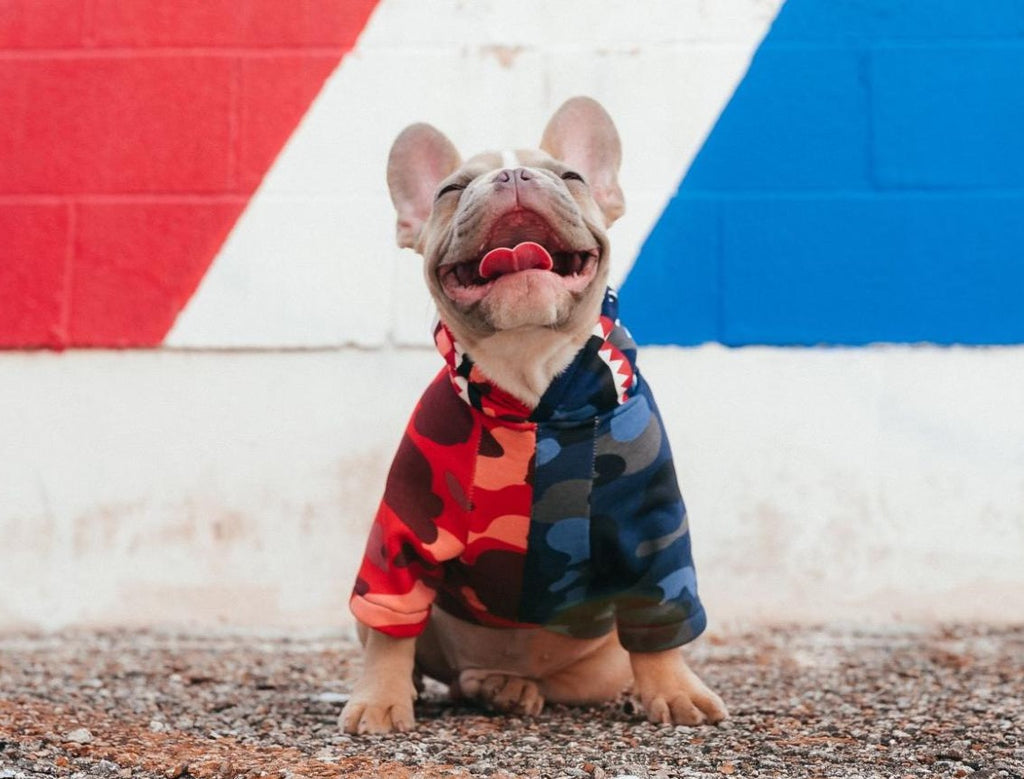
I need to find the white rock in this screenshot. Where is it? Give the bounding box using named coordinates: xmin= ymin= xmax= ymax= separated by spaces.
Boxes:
xmin=65 ymin=727 xmax=93 ymax=744
xmin=313 ymin=691 xmax=349 ymax=704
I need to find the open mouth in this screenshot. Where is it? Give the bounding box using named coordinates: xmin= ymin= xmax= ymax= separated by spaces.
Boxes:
xmin=444 ymin=242 xmax=599 ymax=288
xmin=436 ymin=209 xmax=602 ymax=307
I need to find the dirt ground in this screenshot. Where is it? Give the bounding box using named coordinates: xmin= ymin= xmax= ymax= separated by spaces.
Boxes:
xmin=0 ymin=624 xmax=1022 ymax=779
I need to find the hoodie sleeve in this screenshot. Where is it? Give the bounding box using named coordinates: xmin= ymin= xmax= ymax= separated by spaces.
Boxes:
xmin=590 ymin=384 xmax=708 ymax=653
xmin=349 ymin=371 xmax=474 ymax=638
xmin=611 ymin=503 xmax=708 ymax=653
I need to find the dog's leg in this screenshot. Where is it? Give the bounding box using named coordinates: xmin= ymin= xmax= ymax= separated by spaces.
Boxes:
xmin=539 ymin=637 xmax=632 ymax=705
xmin=454 ymin=632 xmax=633 ymax=715
xmin=629 ymin=648 xmax=728 ymax=726
xmin=340 ymin=630 xmax=418 ymax=734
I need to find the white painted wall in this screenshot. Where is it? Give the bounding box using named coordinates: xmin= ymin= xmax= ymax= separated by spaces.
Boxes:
xmin=4 ymin=345 xmax=1023 ymax=630
xmin=0 ymin=349 xmax=432 ymax=630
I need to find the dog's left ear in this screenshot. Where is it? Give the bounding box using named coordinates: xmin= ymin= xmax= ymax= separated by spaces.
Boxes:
xmin=540 ymin=97 xmax=625 ymax=227
xmin=387 ymin=123 xmax=462 ymax=250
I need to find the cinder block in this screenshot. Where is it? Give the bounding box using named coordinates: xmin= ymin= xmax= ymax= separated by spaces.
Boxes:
xmin=324 ymin=46 xmax=549 ymax=158
xmin=237 ymin=54 xmax=343 ymax=193
xmin=357 ymin=0 xmax=703 ymax=50
xmin=520 ymin=0 xmax=703 ymax=47
xmin=0 ymin=205 xmax=69 ymax=348
xmin=607 ymin=191 xmax=672 ymax=289
xmin=871 ymin=44 xmax=1024 ymax=190
xmin=328 ymin=194 xmax=397 ymax=348
xmin=697 ymin=0 xmax=787 ymax=43
xmin=0 ymin=0 xmax=84 ymax=47
xmin=767 ymin=0 xmax=1024 ymax=42
xmin=619 ymin=195 xmax=719 ymax=346
xmin=251 ymin=55 xmax=394 ymax=199
xmin=546 ymin=44 xmax=759 ymax=198
xmin=720 ymin=197 xmax=881 ymax=345
xmin=70 ymin=200 xmax=245 ymax=346
xmin=0 ymin=57 xmax=234 ymax=194
xmin=718 ymin=195 xmax=1024 ymax=345
xmin=390 ymin=247 xmax=437 ymax=348
xmin=682 ymin=45 xmax=870 ymax=191
xmin=88 ymin=0 xmax=379 ymax=48
xmin=165 ymin=195 xmax=395 ymax=349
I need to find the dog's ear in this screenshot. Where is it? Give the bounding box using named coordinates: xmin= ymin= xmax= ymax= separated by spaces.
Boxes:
xmin=540 ymin=97 xmax=625 ymax=227
xmin=387 ymin=123 xmax=462 ymax=250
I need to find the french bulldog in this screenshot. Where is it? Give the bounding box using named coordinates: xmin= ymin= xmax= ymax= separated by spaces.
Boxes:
xmin=341 ymin=97 xmax=727 ymax=734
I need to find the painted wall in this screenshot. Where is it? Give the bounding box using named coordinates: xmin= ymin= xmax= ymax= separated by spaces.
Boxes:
xmin=0 ymin=0 xmax=379 ymax=348
xmin=622 ymin=0 xmax=1024 ymax=345
xmin=2 ymin=0 xmax=1022 ymax=631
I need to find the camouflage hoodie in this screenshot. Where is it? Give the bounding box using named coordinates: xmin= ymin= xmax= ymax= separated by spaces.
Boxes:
xmin=350 ymin=289 xmax=707 ymax=653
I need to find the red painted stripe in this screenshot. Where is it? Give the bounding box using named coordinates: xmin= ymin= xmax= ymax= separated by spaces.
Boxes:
xmin=0 ymin=0 xmax=84 ymax=48
xmin=0 ymin=57 xmax=237 ymax=195
xmin=0 ymin=0 xmax=381 ymax=348
xmin=89 ymin=0 xmax=375 ymax=49
xmin=70 ymin=200 xmax=248 ymax=346
xmin=0 ymin=205 xmax=71 ymax=348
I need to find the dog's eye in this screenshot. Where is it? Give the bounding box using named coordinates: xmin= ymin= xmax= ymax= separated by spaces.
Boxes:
xmin=436 ymin=183 xmax=466 ymax=200
xmin=561 ymin=171 xmax=586 ymax=184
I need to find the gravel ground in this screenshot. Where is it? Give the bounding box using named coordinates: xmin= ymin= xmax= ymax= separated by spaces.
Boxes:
xmin=1 ymin=625 xmax=1022 ymax=779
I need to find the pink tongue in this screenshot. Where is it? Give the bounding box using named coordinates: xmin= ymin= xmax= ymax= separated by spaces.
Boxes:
xmin=479 ymin=241 xmax=554 ymax=279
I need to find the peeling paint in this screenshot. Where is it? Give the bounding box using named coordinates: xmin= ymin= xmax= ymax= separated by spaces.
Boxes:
xmin=479 ymin=44 xmax=526 ymax=69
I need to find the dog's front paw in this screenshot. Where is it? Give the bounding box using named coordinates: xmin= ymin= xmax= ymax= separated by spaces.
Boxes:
xmin=630 ymin=649 xmax=728 ymax=726
xmin=341 ymin=630 xmax=417 ymax=734
xmin=339 ymin=668 xmax=417 ymax=735
xmin=339 ymin=691 xmax=416 ymax=735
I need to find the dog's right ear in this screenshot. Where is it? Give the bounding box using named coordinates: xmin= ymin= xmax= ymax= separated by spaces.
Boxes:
xmin=387 ymin=123 xmax=462 ymax=250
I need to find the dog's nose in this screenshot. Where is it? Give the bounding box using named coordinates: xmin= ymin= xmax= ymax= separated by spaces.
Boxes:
xmin=493 ymin=167 xmax=533 ymax=183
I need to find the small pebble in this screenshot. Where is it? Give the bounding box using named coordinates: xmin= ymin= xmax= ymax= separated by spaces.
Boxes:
xmin=313 ymin=692 xmax=349 ymax=704
xmin=64 ymin=727 xmax=93 ymax=744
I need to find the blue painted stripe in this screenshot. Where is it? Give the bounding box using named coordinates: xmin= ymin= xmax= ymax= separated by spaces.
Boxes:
xmin=622 ymin=0 xmax=1024 ymax=346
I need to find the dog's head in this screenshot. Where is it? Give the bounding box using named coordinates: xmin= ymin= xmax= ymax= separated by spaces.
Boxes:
xmin=386 ymin=97 xmax=624 ymax=348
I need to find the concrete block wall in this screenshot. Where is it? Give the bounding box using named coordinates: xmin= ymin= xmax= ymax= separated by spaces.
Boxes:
xmin=2 ymin=0 xmax=1023 ymax=631
xmin=164 ymin=0 xmax=787 ymax=350
xmin=623 ymin=0 xmax=1024 ymax=346
xmin=0 ymin=0 xmax=376 ymax=347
